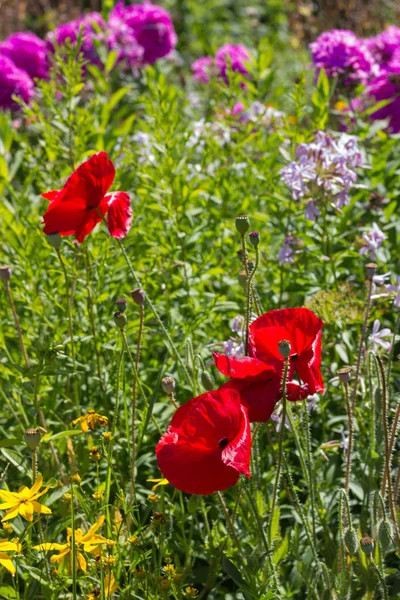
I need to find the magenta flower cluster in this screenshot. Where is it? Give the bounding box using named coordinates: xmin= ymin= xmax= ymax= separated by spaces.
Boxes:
xmin=192 ymin=44 xmax=251 ymax=86
xmin=310 ymin=26 xmax=400 ymax=132
xmin=0 ymin=1 xmax=177 ymax=111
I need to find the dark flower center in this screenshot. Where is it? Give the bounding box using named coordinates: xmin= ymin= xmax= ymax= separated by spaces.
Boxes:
xmin=218 ymin=437 xmax=229 ymax=449
xmin=290 ymin=353 xmax=298 ymax=361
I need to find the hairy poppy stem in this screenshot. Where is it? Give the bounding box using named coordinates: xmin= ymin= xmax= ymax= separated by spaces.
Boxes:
xmin=269 ymin=355 xmax=289 ymax=543
xmin=343 ymin=379 xmax=353 ymax=494
xmin=3 ymin=280 xmax=30 ymax=367
xmin=129 ymin=303 xmax=144 ymax=503
xmin=56 ymin=249 xmax=79 ymax=409
xmin=244 ymin=245 xmax=259 ymax=354
xmin=83 ymin=248 xmax=105 ymax=397
xmin=382 ymin=403 xmax=400 ymax=497
xmin=376 ymin=355 xmax=400 ymax=551
xmin=351 ymin=277 xmax=373 ymax=413
xmin=216 ymin=491 xmax=241 ymax=552
xmin=31 ymin=450 xmax=37 ymax=483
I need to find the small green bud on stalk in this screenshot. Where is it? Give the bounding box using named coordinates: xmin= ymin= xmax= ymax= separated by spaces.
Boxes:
xmin=130 ymin=288 xmax=146 ymax=306
xmin=201 ymin=370 xmax=215 ymax=391
xmin=337 ymin=367 xmax=351 ymax=384
xmin=47 ymin=233 xmax=62 ymax=250
xmin=378 ymin=520 xmax=393 ymax=551
xmin=235 ymin=215 xmax=250 ymax=235
xmin=344 ymin=528 xmax=359 ymax=554
xmin=116 ymin=298 xmax=127 ymax=312
xmin=249 ymin=231 xmax=260 ymax=247
xmin=278 ymin=339 xmax=291 ymax=359
xmin=0 ymin=265 xmax=11 ymax=283
xmin=24 ymin=427 xmax=46 ymax=450
xmin=365 ymin=263 xmax=377 ymax=281
xmin=114 ymin=311 xmax=127 ymax=330
xmin=360 ymin=536 xmax=374 ymax=555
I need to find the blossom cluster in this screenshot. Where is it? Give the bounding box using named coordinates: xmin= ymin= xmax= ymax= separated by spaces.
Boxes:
xmin=0 ymin=1 xmax=177 ymax=110
xmin=192 ymin=44 xmax=251 ymax=86
xmin=156 ymin=307 xmax=324 ymax=495
xmin=280 ymin=130 xmax=363 ymax=220
xmin=310 ymin=26 xmax=400 ymax=132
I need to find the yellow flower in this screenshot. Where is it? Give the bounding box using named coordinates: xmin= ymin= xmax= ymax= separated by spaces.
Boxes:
xmin=0 ymin=538 xmax=21 ymax=575
xmin=102 ymin=555 xmax=115 ymax=567
xmin=2 ymin=523 xmax=13 ymax=534
xmin=33 ymin=515 xmax=111 ymax=573
xmin=334 ymin=100 xmax=348 ymax=111
xmin=103 ymin=432 xmax=112 ymax=441
xmin=0 ymin=474 xmax=52 ymax=522
xmin=63 ymin=493 xmax=72 ymax=502
xmin=147 ymin=494 xmax=159 ymax=504
xmin=104 ymin=572 xmax=118 ymax=597
xmin=90 ymin=447 xmax=101 ymax=462
xmin=72 ymin=409 xmax=109 ymax=434
xmin=147 ymin=478 xmax=169 ymax=492
xmin=72 ymin=474 xmax=82 ymax=484
xmin=92 ymin=491 xmax=104 ymax=501
xmin=185 ymin=587 xmax=198 ymax=598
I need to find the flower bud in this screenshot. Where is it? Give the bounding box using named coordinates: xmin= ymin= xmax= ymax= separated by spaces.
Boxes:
xmin=278 ymin=339 xmax=291 ymax=359
xmin=238 ymin=270 xmax=247 ymax=288
xmin=249 ymin=231 xmax=260 ymax=247
xmin=47 ymin=233 xmax=62 ymax=250
xmin=71 ymin=473 xmax=81 ymax=484
xmin=201 ymin=370 xmax=215 ymax=391
xmin=24 ymin=427 xmax=45 ymax=450
xmin=360 ymin=535 xmax=374 ymax=555
xmin=0 ymin=265 xmax=11 ymax=283
xmin=113 ymin=311 xmax=127 ymax=330
xmin=152 ymin=511 xmax=168 ymax=527
xmin=235 ymin=215 xmax=250 ymax=235
xmin=162 ymin=376 xmax=175 ymax=395
xmin=337 ymin=367 xmax=351 ymax=384
xmin=344 ymin=527 xmax=359 ymax=555
xmin=89 ymin=446 xmax=101 ymax=462
xmin=378 ymin=520 xmax=393 ymax=552
xmin=130 ymin=288 xmax=145 ymax=306
xmin=236 ymin=248 xmax=248 ymax=263
xmin=247 ymin=260 xmax=255 ymax=272
xmin=116 ymin=298 xmax=127 ymax=312
xmin=365 ymin=263 xmax=377 ymax=281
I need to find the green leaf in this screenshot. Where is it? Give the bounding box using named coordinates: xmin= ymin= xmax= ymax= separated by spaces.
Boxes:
xmin=0 ymin=585 xmax=18 ymax=599
xmin=271 ymin=505 xmax=280 ymax=541
xmin=273 ymin=535 xmax=289 ymax=564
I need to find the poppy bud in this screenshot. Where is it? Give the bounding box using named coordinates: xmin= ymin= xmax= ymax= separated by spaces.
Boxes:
xmin=114 ymin=311 xmax=127 ymax=330
xmin=249 ymin=231 xmax=260 ymax=247
xmin=337 ymin=367 xmax=351 ymax=384
xmin=237 ymin=249 xmax=248 ymax=263
xmin=238 ymin=270 xmax=247 ymax=288
xmin=130 ymin=288 xmax=145 ymax=306
xmin=235 ymin=215 xmax=250 ymax=235
xmin=344 ymin=527 xmax=359 ymax=554
xmin=24 ymin=427 xmax=45 ymax=450
xmin=0 ymin=265 xmax=11 ymax=283
xmin=47 ymin=233 xmax=62 ymax=250
xmin=360 ymin=536 xmax=374 ymax=555
xmin=247 ymin=260 xmax=255 ymax=272
xmin=201 ymin=370 xmax=215 ymax=391
xmin=378 ymin=520 xmax=393 ymax=551
xmin=278 ymin=339 xmax=291 ymax=359
xmin=365 ymin=263 xmax=377 ymax=281
xmin=116 ymin=298 xmax=127 ymax=312
xmin=161 ymin=376 xmax=175 ymax=395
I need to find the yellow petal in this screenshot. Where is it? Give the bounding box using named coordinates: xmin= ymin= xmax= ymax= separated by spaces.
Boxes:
xmin=0 ymin=490 xmax=20 ymax=502
xmin=50 ymin=548 xmax=70 ymax=564
xmin=19 ymin=502 xmax=34 ymax=522
xmin=31 ymin=501 xmax=52 ymax=515
xmin=29 ymin=474 xmax=43 ymax=498
xmin=33 ymin=543 xmax=68 ymax=552
xmin=80 ymin=515 xmax=105 ymax=543
xmin=0 ymin=501 xmax=19 ymax=510
xmin=0 ymin=540 xmax=20 ymax=552
xmin=76 ymin=551 xmax=87 ymax=573
xmin=80 ymin=419 xmax=89 ymax=434
xmin=31 ymin=485 xmax=50 ymax=501
xmin=0 ymin=552 xmax=15 ymax=575
xmin=2 ymin=505 xmax=21 ymax=522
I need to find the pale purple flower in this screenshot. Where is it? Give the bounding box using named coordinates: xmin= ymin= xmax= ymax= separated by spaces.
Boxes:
xmin=371 ymin=271 xmax=392 ymax=300
xmin=306 ymin=393 xmax=320 ymax=411
xmin=0 ymin=32 xmax=48 ymax=80
xmin=368 ymin=319 xmax=392 ymax=352
xmin=0 ymin=55 xmax=34 ymax=110
xmin=271 ymin=403 xmax=292 ymax=432
xmin=386 ymin=275 xmax=400 ymax=308
xmin=359 ymin=222 xmax=386 ymax=259
xmin=305 ymin=200 xmax=320 ymax=221
xmin=340 ymin=427 xmax=348 ymax=458
xmin=278 ymin=234 xmax=298 ymax=264
xmin=280 ymin=158 xmax=316 ymax=200
xmin=192 ymin=56 xmax=213 ymax=84
xmin=231 ymin=315 xmax=245 ymax=333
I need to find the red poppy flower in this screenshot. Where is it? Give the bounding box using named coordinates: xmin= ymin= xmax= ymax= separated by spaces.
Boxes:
xmin=213 ymin=307 xmax=324 ymax=422
xmin=156 ymin=387 xmax=251 ymax=495
xmin=42 ymin=152 xmax=132 ymax=243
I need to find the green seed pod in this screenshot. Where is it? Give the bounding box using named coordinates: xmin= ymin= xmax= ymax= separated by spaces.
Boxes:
xmin=378 ymin=520 xmax=393 ymax=552
xmin=116 ymin=298 xmax=127 ymax=312
xmin=344 ymin=528 xmax=359 ymax=555
xmin=235 ymin=215 xmax=250 ymax=235
xmin=114 ymin=311 xmax=127 ymax=330
xmin=249 ymin=231 xmax=260 ymax=247
xmin=24 ymin=428 xmax=44 ymax=450
xmin=201 ymin=370 xmax=215 ymax=391
xmin=47 ymin=233 xmax=62 ymax=250
xmin=360 ymin=536 xmax=374 ymax=555
xmin=278 ymin=339 xmax=291 ymax=359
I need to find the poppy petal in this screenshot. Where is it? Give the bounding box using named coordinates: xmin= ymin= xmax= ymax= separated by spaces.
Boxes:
xmin=58 ymin=152 xmax=115 ymax=208
xmin=105 ymin=192 xmax=132 ymax=239
xmin=42 ymin=190 xmax=61 ymax=202
xmin=156 ymin=387 xmax=251 ymax=495
xmin=221 ymin=378 xmax=280 ymax=423
xmin=213 ymin=352 xmax=275 ymax=380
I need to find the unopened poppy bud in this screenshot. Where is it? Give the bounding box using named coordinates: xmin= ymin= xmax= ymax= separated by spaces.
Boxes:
xmin=113 ymin=311 xmax=127 ymax=330
xmin=201 ymin=370 xmax=215 ymax=391
xmin=130 ymin=288 xmax=145 ymax=306
xmin=337 ymin=367 xmax=351 ymax=384
xmin=238 ymin=270 xmax=247 ymax=288
xmin=235 ymin=215 xmax=250 ymax=235
xmin=116 ymin=298 xmax=127 ymax=312
xmin=161 ymin=377 xmax=175 ymax=395
xmin=24 ymin=427 xmax=45 ymax=450
xmin=47 ymin=233 xmax=62 ymax=250
xmin=0 ymin=265 xmax=11 ymax=283
xmin=360 ymin=536 xmax=374 ymax=555
xmin=278 ymin=339 xmax=291 ymax=359
xmin=249 ymin=231 xmax=260 ymax=247
xmin=344 ymin=527 xmax=359 ymax=554
xmin=365 ymin=263 xmax=377 ymax=281
xmin=378 ymin=520 xmax=393 ymax=551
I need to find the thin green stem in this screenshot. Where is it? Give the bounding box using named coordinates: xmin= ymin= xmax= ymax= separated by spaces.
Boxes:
xmin=343 ymin=381 xmax=353 ymax=493
xmin=387 ymin=309 xmax=400 ymax=388
xmin=303 ymin=402 xmax=317 ymax=549
xmin=371 ymin=558 xmax=389 ymax=600
xmin=130 ymin=305 xmax=144 ymax=501
xmin=84 ymin=248 xmax=105 ymax=396
xmin=70 ymin=485 xmax=77 ymax=600
xmin=32 ymin=450 xmax=37 ymax=483
xmin=244 ymin=246 xmax=259 ymax=354
xmin=4 ymin=281 xmax=30 ymax=366
xmin=351 ymin=278 xmax=373 ymax=413
xmin=216 ymin=491 xmax=241 ymax=552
